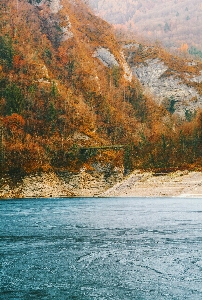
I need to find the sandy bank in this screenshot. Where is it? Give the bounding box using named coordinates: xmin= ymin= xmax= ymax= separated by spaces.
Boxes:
xmin=101 ymin=170 xmax=202 ymax=198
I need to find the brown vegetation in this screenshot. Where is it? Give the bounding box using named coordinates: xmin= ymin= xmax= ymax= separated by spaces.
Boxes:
xmin=0 ymin=0 xmax=202 ymax=179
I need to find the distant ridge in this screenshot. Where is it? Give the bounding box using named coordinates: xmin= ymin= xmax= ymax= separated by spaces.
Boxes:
xmin=87 ymin=0 xmax=202 ymax=55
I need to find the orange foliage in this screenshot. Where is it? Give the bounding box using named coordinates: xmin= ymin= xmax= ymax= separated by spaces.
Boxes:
xmin=13 ymin=55 xmax=25 ymax=70
xmin=0 ymin=0 xmax=202 ymax=175
xmin=179 ymin=43 xmax=189 ymax=52
xmin=3 ymin=114 xmax=25 ymax=131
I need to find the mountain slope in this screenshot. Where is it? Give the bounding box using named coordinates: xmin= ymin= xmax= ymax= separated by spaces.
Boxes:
xmin=1 ymin=0 xmax=202 ymax=180
xmin=123 ymin=42 xmax=202 ymax=116
xmin=0 ymin=0 xmax=166 ymax=175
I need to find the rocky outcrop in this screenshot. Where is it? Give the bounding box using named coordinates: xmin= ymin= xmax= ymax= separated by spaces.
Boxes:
xmin=93 ymin=48 xmax=133 ymax=83
xmin=0 ymin=169 xmax=124 ymax=199
xmin=124 ymin=43 xmax=202 ymax=117
xmin=189 ymin=71 xmax=202 ymax=84
xmin=93 ymin=47 xmax=119 ymax=68
xmin=120 ymin=52 xmax=133 ymax=82
xmin=34 ymin=0 xmax=74 ymax=43
xmin=49 ymin=0 xmax=62 ymax=14
xmin=2 ymin=169 xmax=202 ymax=199
xmin=60 ymin=16 xmax=74 ymax=41
xmin=132 ymin=58 xmax=202 ymax=115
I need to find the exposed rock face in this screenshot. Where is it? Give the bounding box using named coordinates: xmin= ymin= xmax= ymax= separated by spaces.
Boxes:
xmin=132 ymin=58 xmax=202 ymax=115
xmin=121 ymin=52 xmax=133 ymax=82
xmin=190 ymin=71 xmax=202 ymax=83
xmin=93 ymin=48 xmax=133 ymax=82
xmin=35 ymin=1 xmax=74 ymax=42
xmin=73 ymin=132 xmax=91 ymax=141
xmin=124 ymin=44 xmax=202 ymax=116
xmin=49 ymin=0 xmax=74 ymax=41
xmin=0 ymin=169 xmax=124 ymax=198
xmin=60 ymin=16 xmax=74 ymax=41
xmin=49 ymin=0 xmax=62 ymax=14
xmin=93 ymin=47 xmax=119 ymax=68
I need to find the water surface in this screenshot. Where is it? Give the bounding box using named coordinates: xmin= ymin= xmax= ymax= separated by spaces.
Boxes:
xmin=0 ymin=197 xmax=202 ymax=299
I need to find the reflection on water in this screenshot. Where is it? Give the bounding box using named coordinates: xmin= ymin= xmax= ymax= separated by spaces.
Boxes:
xmin=0 ymin=197 xmax=202 ymax=299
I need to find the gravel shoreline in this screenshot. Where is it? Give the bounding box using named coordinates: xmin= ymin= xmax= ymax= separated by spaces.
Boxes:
xmin=101 ymin=170 xmax=202 ymax=198
xmin=1 ymin=170 xmax=202 ymax=198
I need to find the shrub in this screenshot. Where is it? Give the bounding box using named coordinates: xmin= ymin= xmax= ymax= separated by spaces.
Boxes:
xmin=0 ymin=35 xmax=14 ymax=69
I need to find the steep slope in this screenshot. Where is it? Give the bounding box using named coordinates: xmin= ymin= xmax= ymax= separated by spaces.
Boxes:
xmin=1 ymin=0 xmax=202 ymax=185
xmin=0 ymin=0 xmax=166 ymax=176
xmin=87 ymin=0 xmax=202 ymax=56
xmin=123 ymin=43 xmax=202 ymax=117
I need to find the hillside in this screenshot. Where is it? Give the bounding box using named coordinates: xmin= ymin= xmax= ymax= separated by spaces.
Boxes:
xmin=87 ymin=0 xmax=202 ymax=57
xmin=0 ymin=0 xmax=166 ymax=176
xmin=123 ymin=42 xmax=202 ymax=116
xmin=1 ymin=0 xmax=202 ymax=186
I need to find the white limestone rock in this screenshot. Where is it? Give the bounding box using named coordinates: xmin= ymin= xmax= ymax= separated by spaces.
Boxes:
xmin=49 ymin=0 xmax=62 ymax=14
xmin=121 ymin=52 xmax=133 ymax=82
xmin=190 ymin=71 xmax=202 ymax=83
xmin=61 ymin=16 xmax=74 ymax=41
xmin=132 ymin=58 xmax=202 ymax=115
xmin=93 ymin=47 xmax=119 ymax=68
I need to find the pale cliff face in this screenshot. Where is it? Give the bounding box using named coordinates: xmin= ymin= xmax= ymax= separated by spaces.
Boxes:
xmin=132 ymin=58 xmax=202 ymax=115
xmin=31 ymin=0 xmax=62 ymax=14
xmin=124 ymin=43 xmax=202 ymax=117
xmin=93 ymin=47 xmax=119 ymax=68
xmin=49 ymin=0 xmax=62 ymax=13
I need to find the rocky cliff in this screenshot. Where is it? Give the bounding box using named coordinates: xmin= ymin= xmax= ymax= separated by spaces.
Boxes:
xmin=0 ymin=168 xmax=123 ymax=198
xmin=123 ymin=43 xmax=202 ymax=117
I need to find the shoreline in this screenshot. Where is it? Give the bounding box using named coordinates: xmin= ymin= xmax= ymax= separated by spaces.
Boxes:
xmin=101 ymin=170 xmax=202 ymax=198
xmin=1 ymin=170 xmax=202 ymax=199
xmin=0 ymin=170 xmax=123 ymax=199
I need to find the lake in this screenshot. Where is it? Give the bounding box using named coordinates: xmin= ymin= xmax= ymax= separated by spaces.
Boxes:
xmin=0 ymin=197 xmax=202 ymax=299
